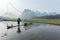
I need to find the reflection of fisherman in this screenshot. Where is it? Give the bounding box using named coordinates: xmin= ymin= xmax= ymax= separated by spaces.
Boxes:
xmin=17 ymin=25 xmax=21 ymax=33
xmin=17 ymin=18 xmax=21 ymax=25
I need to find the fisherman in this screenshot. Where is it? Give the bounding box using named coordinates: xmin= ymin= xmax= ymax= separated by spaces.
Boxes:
xmin=17 ymin=18 xmax=21 ymax=26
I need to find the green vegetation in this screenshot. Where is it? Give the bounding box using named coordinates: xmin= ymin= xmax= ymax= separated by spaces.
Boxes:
xmin=26 ymin=19 xmax=60 ymax=25
xmin=5 ymin=18 xmax=60 ymax=25
xmin=6 ymin=18 xmax=17 ymax=21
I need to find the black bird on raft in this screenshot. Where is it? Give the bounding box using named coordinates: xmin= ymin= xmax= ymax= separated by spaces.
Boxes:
xmin=7 ymin=24 xmax=13 ymax=29
xmin=7 ymin=24 xmax=17 ymax=29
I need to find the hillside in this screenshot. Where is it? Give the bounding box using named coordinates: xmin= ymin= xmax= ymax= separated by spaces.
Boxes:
xmin=33 ymin=14 xmax=60 ymax=19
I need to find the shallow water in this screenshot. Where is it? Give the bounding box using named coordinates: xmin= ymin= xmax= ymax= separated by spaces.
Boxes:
xmin=0 ymin=21 xmax=60 ymax=40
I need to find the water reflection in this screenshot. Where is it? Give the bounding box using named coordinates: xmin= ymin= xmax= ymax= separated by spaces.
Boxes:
xmin=1 ymin=33 xmax=7 ymax=37
xmin=1 ymin=22 xmax=60 ymax=40
xmin=24 ymin=23 xmax=27 ymax=30
xmin=17 ymin=25 xmax=21 ymax=33
xmin=24 ymin=23 xmax=28 ymax=30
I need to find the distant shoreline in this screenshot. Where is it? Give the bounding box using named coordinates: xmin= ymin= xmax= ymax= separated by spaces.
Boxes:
xmin=25 ymin=19 xmax=60 ymax=26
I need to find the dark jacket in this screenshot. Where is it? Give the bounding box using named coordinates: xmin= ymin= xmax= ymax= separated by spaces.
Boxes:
xmin=17 ymin=18 xmax=21 ymax=24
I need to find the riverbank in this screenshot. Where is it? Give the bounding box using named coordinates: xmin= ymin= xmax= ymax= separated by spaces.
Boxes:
xmin=5 ymin=19 xmax=60 ymax=25
xmin=25 ymin=19 xmax=60 ymax=25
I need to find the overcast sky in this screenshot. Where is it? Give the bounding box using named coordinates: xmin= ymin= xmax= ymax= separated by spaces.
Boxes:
xmin=0 ymin=0 xmax=60 ymax=16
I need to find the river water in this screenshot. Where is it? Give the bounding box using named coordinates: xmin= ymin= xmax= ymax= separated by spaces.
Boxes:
xmin=0 ymin=21 xmax=60 ymax=40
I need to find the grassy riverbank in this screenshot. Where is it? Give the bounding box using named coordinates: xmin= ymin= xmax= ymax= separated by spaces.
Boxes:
xmin=6 ymin=18 xmax=60 ymax=25
xmin=26 ymin=19 xmax=60 ymax=25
